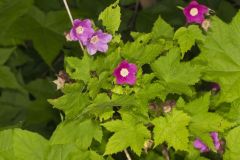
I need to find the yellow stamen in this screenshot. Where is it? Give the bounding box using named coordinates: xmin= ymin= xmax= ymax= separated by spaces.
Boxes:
xmin=120 ymin=68 xmax=129 ymax=77
xmin=90 ymin=36 xmax=99 ymax=44
xmin=76 ymin=26 xmax=84 ymax=34
xmin=190 ymin=8 xmax=198 ymax=16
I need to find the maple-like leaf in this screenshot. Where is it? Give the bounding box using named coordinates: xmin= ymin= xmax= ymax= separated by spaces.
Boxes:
xmin=174 ymin=25 xmax=205 ymax=57
xmin=151 ymin=48 xmax=201 ymax=96
xmin=224 ymin=126 xmax=240 ymax=160
xmin=193 ymin=12 xmax=240 ymax=104
xmin=152 ymin=110 xmax=190 ymax=151
xmin=102 ymin=116 xmax=150 ymax=156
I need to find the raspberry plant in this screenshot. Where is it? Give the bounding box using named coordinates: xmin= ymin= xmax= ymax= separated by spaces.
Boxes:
xmin=0 ymin=0 xmax=240 ymax=160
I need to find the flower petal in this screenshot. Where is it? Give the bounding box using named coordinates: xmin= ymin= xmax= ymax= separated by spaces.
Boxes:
xmin=125 ymin=74 xmax=137 ymax=85
xmin=87 ymin=44 xmax=97 ymax=55
xmin=193 ymin=139 xmax=209 ymax=153
xmin=210 ymin=132 xmax=221 ymax=150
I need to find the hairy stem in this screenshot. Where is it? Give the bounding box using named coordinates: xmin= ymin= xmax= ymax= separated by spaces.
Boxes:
xmin=63 ymin=0 xmax=85 ymax=52
xmin=162 ymin=145 xmax=170 ymax=160
xmin=124 ymin=149 xmax=132 ymax=160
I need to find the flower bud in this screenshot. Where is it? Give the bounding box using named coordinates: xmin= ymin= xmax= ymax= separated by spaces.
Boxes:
xmin=144 ymin=139 xmax=154 ymax=153
xmin=201 ymin=19 xmax=211 ymax=31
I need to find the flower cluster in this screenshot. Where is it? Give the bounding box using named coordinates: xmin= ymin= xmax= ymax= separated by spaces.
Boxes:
xmin=65 ymin=19 xmax=138 ymax=86
xmin=67 ymin=19 xmax=112 ymax=55
xmin=183 ymin=1 xmax=212 ymax=31
xmin=194 ymin=132 xmax=223 ymax=153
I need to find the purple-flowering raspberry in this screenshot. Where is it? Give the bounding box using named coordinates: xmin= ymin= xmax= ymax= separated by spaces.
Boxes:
xmin=210 ymin=132 xmax=221 ymax=150
xmin=183 ymin=1 xmax=209 ymax=24
xmin=113 ymin=60 xmax=138 ymax=85
xmin=193 ymin=139 xmax=209 ymax=153
xmin=85 ymin=30 xmax=112 ymax=55
xmin=70 ymin=19 xmax=94 ymax=44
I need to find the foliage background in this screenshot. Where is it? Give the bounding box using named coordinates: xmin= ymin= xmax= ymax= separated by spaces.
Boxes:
xmin=0 ymin=0 xmax=239 ymax=159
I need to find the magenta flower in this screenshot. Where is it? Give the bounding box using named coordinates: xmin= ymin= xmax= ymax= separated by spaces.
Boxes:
xmin=70 ymin=19 xmax=94 ymax=44
xmin=183 ymin=1 xmax=209 ymax=24
xmin=113 ymin=60 xmax=138 ymax=85
xmin=194 ymin=132 xmax=223 ymax=153
xmin=210 ymin=132 xmax=221 ymax=150
xmin=85 ymin=30 xmax=112 ymax=55
xmin=193 ymin=139 xmax=209 ymax=153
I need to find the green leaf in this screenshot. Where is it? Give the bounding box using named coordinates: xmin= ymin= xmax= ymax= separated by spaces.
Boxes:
xmin=66 ymin=56 xmax=92 ymax=83
xmin=62 ymin=82 xmax=85 ymax=94
xmin=177 ymin=94 xmax=234 ymax=151
xmin=51 ymin=119 xmax=102 ymax=149
xmin=3 ymin=7 xmax=68 ymax=65
xmin=137 ymin=42 xmax=167 ymax=64
xmin=13 ymin=129 xmax=49 ymax=160
xmin=152 ymin=110 xmax=190 ymax=151
xmin=0 ymin=128 xmax=49 ymax=160
xmin=151 ymin=48 xmax=201 ymax=96
xmin=88 ymin=72 xmax=112 ymax=99
xmin=0 ymin=0 xmax=33 ymax=38
xmin=84 ymin=94 xmax=136 ymax=117
xmin=24 ymin=100 xmax=59 ymax=135
xmin=0 ymin=66 xmax=23 ymax=90
xmin=47 ymin=144 xmax=80 ymax=160
xmin=48 ymin=92 xmax=90 ymax=119
xmin=99 ymin=0 xmax=121 ymax=34
xmin=177 ymin=93 xmax=211 ymax=115
xmin=193 ymin=12 xmax=240 ymax=104
xmin=93 ymin=49 xmax=121 ymax=74
xmin=151 ymin=16 xmax=174 ymax=40
xmin=224 ymin=126 xmax=240 ymax=160
xmin=121 ymin=34 xmax=168 ymax=64
xmin=0 ymin=129 xmax=14 ymax=160
xmin=189 ymin=112 xmax=233 ymax=132
xmin=26 ymin=79 xmax=56 ymax=99
xmin=174 ymin=25 xmax=204 ymax=57
xmin=189 ymin=112 xmax=233 ymax=150
xmin=103 ymin=118 xmax=150 ymax=156
xmin=68 ymin=150 xmax=103 ymax=160
xmin=0 ymin=47 xmax=15 ymax=65
xmin=227 ymin=98 xmax=240 ymax=124
xmin=0 ymin=90 xmax=30 ymax=128
xmin=136 ymin=83 xmax=166 ymax=104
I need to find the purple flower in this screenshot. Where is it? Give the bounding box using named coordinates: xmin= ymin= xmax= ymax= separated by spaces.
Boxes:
xmin=183 ymin=1 xmax=209 ymax=24
xmin=85 ymin=30 xmax=112 ymax=55
xmin=211 ymin=83 xmax=220 ymax=92
xmin=113 ymin=60 xmax=138 ymax=85
xmin=193 ymin=139 xmax=209 ymax=153
xmin=70 ymin=19 xmax=94 ymax=44
xmin=210 ymin=132 xmax=221 ymax=151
